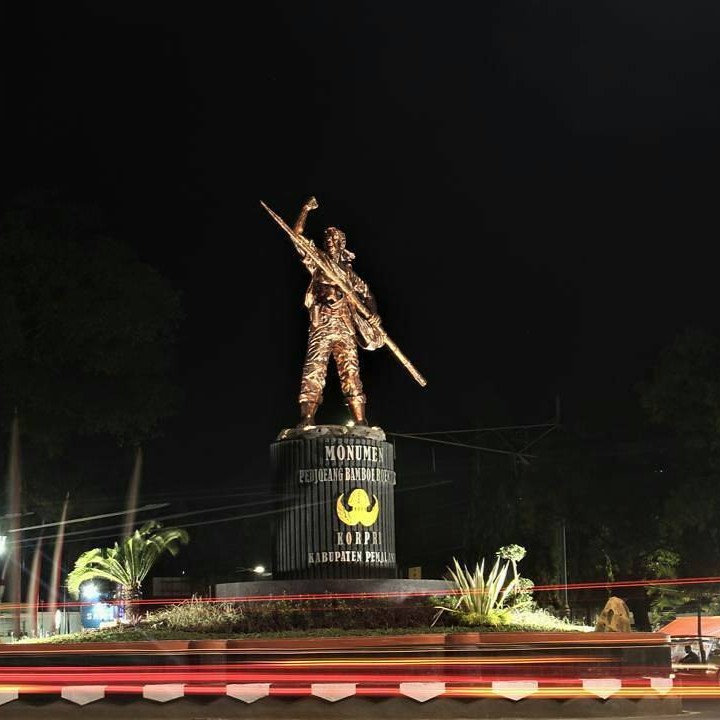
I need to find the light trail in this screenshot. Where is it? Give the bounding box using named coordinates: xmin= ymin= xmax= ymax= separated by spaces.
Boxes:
xmin=7 ymin=569 xmax=720 ymax=611
xmin=0 ymin=664 xmax=703 ymax=700
xmin=0 ymin=683 xmax=700 ymax=699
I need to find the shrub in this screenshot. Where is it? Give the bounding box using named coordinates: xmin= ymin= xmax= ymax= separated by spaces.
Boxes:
xmin=143 ymin=595 xmax=437 ymax=634
xmin=147 ymin=596 xmax=242 ymax=633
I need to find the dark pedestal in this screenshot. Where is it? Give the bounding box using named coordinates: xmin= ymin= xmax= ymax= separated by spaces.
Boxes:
xmin=271 ymin=424 xmax=397 ymax=580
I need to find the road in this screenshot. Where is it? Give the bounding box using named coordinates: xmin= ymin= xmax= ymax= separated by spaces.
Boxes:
xmin=0 ymin=699 xmax=709 ymax=719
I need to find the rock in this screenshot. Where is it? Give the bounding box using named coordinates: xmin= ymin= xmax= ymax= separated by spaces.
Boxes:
xmin=277 ymin=424 xmax=385 ymax=441
xmin=594 ymin=596 xmax=633 ymax=632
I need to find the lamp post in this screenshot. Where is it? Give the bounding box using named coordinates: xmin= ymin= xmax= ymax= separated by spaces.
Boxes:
xmin=561 ymin=519 xmax=570 ymax=618
xmin=0 ymin=535 xmax=6 ymax=605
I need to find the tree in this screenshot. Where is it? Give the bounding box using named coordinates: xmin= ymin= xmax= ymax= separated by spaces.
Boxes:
xmin=638 ymin=327 xmax=720 ymax=616
xmin=515 ymin=429 xmax=667 ymax=628
xmin=0 ymin=194 xmax=182 ymax=452
xmin=639 ymin=327 xmax=720 ymax=547
xmin=66 ymin=521 xmax=189 ymax=620
xmin=640 ymin=327 xmax=720 ymax=457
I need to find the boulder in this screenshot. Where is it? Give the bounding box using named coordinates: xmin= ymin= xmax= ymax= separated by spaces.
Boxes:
xmin=594 ymin=596 xmax=633 ymax=632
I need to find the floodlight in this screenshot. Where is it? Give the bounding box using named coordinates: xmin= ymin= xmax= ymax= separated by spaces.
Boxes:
xmin=81 ymin=582 xmax=100 ymax=601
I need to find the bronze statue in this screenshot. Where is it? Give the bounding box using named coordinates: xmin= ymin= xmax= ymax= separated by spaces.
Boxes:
xmin=261 ymin=197 xmax=426 ymax=428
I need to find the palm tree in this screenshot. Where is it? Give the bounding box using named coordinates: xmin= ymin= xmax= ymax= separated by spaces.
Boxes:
xmin=67 ymin=521 xmax=189 ymax=621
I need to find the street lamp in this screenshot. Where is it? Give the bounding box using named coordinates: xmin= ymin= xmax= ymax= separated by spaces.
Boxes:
xmin=236 ymin=565 xmax=271 ymax=578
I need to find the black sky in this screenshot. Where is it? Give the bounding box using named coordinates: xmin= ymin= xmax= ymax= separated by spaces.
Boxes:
xmin=2 ymin=1 xmax=720 ymax=568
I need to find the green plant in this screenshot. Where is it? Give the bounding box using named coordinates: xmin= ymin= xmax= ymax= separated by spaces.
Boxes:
xmin=496 ymin=544 xmax=527 ymax=567
xmin=433 ymin=556 xmax=518 ymax=627
xmin=66 ymin=521 xmax=189 ymax=621
xmin=508 ymin=577 xmax=537 ymax=613
xmin=495 ymin=545 xmax=537 ymax=612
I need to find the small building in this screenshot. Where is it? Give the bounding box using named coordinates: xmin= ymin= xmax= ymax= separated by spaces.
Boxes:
xmin=657 ymin=615 xmax=720 ymax=661
xmin=0 ymin=611 xmax=82 ymax=641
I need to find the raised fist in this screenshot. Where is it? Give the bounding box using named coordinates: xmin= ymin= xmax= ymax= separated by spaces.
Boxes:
xmin=305 ymin=196 xmax=319 ymax=211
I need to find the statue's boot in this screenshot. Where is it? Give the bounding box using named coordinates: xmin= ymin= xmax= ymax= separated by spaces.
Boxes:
xmin=297 ymin=401 xmax=318 ymax=428
xmin=346 ymin=395 xmax=368 ymax=426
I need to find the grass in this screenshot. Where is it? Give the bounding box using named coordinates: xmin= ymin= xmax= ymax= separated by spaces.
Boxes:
xmin=509 ymin=608 xmax=593 ymax=632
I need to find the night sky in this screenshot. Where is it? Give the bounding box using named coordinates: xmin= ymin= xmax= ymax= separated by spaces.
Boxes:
xmin=2 ymin=2 xmax=720 ymax=576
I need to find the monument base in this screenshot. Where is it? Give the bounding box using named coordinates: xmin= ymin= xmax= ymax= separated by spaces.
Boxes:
xmin=271 ymin=424 xmax=397 ymax=580
xmin=215 ymin=577 xmax=448 ymax=601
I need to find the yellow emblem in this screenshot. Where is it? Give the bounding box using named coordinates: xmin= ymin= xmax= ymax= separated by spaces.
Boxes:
xmin=336 ymin=488 xmax=380 ymax=527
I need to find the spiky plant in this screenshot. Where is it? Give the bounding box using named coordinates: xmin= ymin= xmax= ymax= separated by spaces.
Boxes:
xmin=433 ymin=556 xmax=518 ymax=627
xmin=66 ymin=521 xmax=189 ymax=621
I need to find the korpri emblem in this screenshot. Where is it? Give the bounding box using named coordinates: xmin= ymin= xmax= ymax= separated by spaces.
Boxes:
xmin=336 ymin=488 xmax=379 ymax=527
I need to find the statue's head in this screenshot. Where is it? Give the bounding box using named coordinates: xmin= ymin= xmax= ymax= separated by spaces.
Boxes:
xmin=323 ymin=227 xmax=347 ymax=260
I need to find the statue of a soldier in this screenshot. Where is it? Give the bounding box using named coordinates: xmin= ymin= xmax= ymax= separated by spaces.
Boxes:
xmin=261 ymin=196 xmax=426 ymax=430
xmin=292 ymin=196 xmax=383 ymax=428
